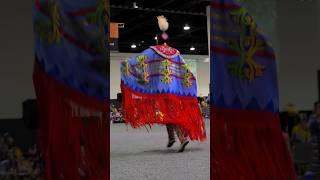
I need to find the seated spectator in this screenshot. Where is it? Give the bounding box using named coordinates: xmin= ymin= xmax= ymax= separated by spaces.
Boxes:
xmin=0 ymin=134 xmax=43 ymax=179
xmin=111 ymin=106 xmax=118 ymax=114
xmin=201 ymin=100 xmax=207 ymax=107
xmin=286 ymin=103 xmax=299 ymax=137
xmin=0 ymin=135 xmax=9 ymax=161
xmin=308 ymin=101 xmax=320 ymax=127
xmin=292 ymin=117 xmax=311 ymax=144
xmin=205 ymin=94 xmax=210 ymax=105
xmin=282 ymin=131 xmax=292 ymax=157
xmin=309 ymin=103 xmax=320 ymax=139
xmin=308 ymin=101 xmax=320 ymax=161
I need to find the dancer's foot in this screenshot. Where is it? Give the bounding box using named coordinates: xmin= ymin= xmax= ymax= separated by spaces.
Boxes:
xmin=177 ymin=140 xmax=189 ymax=153
xmin=167 ymin=140 xmax=176 ymax=148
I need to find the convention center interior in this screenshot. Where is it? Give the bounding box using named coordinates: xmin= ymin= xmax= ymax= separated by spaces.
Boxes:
xmin=0 ymin=0 xmax=319 ymax=179
xmin=110 ymin=0 xmax=210 ymax=180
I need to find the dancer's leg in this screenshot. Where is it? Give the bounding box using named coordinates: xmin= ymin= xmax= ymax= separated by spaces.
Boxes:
xmin=175 ymin=126 xmax=189 ymax=152
xmin=166 ymin=124 xmax=176 ymax=148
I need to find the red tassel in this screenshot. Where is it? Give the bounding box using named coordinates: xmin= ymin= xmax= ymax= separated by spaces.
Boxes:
xmin=212 ymin=107 xmax=297 ymax=180
xmin=121 ymin=82 xmax=206 ymax=141
xmin=33 ymin=60 xmax=109 ymax=180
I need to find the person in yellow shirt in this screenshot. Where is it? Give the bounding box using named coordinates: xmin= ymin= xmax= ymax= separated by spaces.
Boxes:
xmin=286 ymin=103 xmax=300 ymax=137
xmin=292 ymin=116 xmax=311 ymax=143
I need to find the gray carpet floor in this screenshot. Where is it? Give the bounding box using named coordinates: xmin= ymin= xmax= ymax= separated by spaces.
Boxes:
xmin=111 ymin=120 xmax=210 ymax=180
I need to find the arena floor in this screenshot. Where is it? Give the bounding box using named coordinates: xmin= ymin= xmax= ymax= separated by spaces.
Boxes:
xmin=110 ymin=120 xmax=210 ymax=180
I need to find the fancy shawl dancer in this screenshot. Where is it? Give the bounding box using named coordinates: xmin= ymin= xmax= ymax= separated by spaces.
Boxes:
xmin=211 ymin=0 xmax=296 ymax=179
xmin=121 ymin=16 xmax=206 ymax=152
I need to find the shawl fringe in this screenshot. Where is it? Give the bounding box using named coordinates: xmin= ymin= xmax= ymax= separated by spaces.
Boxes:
xmin=121 ymin=82 xmax=206 ymax=141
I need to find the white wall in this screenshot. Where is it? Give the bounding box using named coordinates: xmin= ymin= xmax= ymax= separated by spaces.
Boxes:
xmin=110 ymin=52 xmax=210 ymax=99
xmin=197 ymin=58 xmax=210 ymax=97
xmin=277 ymin=0 xmax=320 ymax=111
xmin=0 ymin=1 xmax=35 ymax=118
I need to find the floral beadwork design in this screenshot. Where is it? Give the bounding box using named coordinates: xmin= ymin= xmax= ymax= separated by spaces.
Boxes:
xmin=121 ymin=44 xmax=198 ymax=98
xmin=155 ymin=110 xmax=164 ymax=122
xmin=226 ymin=7 xmax=266 ymax=81
xmin=181 ymin=64 xmax=193 ymax=87
xmin=160 ymin=59 xmax=173 ymax=84
xmin=150 ymin=44 xmax=179 ymax=59
xmin=136 ymin=55 xmax=149 ymax=84
xmin=121 ymin=60 xmax=130 ymax=76
xmin=34 ymin=0 xmax=61 ymax=43
xmin=85 ymin=0 xmax=107 ymax=55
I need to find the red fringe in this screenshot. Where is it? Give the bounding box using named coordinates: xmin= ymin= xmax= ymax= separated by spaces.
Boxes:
xmin=121 ymin=83 xmax=206 ymax=141
xmin=211 ymin=107 xmax=297 ymax=180
xmin=33 ymin=61 xmax=109 ymax=180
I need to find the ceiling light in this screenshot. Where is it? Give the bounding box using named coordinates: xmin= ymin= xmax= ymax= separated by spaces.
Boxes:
xmin=154 ymin=36 xmax=158 ymax=40
xmin=131 ymin=44 xmax=137 ymax=49
xmin=118 ymin=23 xmax=125 ymax=28
xmin=190 ymin=46 xmax=195 ymax=51
xmin=184 ymin=24 xmax=190 ymax=30
xmin=133 ymin=2 xmax=139 ymax=8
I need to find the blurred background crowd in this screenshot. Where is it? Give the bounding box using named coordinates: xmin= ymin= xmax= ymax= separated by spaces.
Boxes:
xmin=0 ymin=133 xmax=42 ymax=180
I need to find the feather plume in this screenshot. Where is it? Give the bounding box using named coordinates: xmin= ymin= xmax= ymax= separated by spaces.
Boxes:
xmin=157 ymin=15 xmax=169 ymax=32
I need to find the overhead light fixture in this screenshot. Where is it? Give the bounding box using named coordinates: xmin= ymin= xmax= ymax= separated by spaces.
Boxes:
xmin=131 ymin=44 xmax=137 ymax=49
xmin=190 ymin=46 xmax=195 ymax=51
xmin=118 ymin=23 xmax=125 ymax=29
xmin=154 ymin=36 xmax=158 ymax=40
xmin=184 ymin=24 xmax=190 ymax=30
xmin=133 ymin=2 xmax=139 ymax=8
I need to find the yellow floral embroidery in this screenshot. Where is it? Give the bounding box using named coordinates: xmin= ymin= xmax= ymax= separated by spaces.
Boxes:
xmin=227 ymin=8 xmax=266 ymax=81
xmin=136 ymin=55 xmax=149 ymax=84
xmin=34 ymin=0 xmax=61 ymax=44
xmin=155 ymin=110 xmax=164 ymax=122
xmin=48 ymin=1 xmax=61 ymax=43
xmin=160 ymin=59 xmax=173 ymax=83
xmin=181 ymin=64 xmax=193 ymax=87
xmin=121 ymin=60 xmax=130 ymax=76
